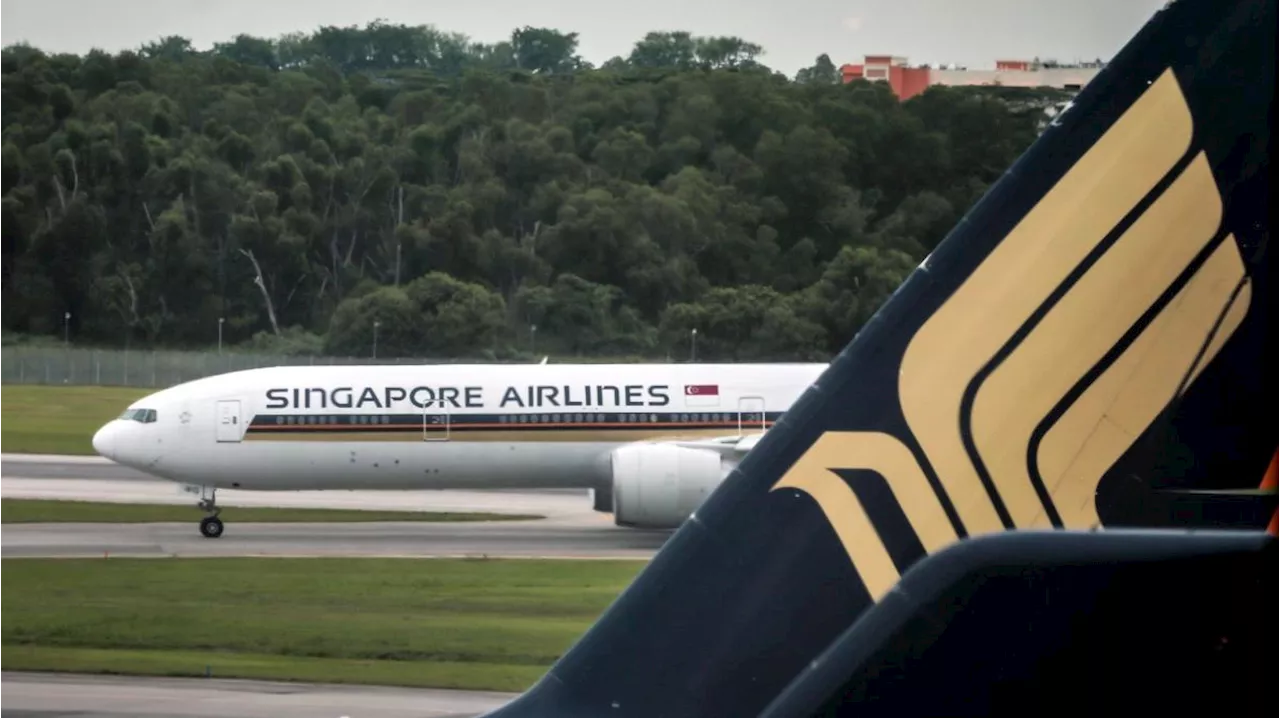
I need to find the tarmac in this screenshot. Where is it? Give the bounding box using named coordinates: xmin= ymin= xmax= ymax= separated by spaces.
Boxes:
xmin=0 ymin=454 xmax=662 ymax=716
xmin=0 ymin=671 xmax=519 ymax=718
xmin=1 ymin=454 xmax=671 ymax=559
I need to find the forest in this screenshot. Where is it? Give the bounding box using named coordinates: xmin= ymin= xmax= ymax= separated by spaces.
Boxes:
xmin=1 ymin=22 xmax=1071 ymax=361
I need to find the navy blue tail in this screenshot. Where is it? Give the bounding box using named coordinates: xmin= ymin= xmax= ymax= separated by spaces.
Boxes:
xmin=482 ymin=1 xmax=1277 ymax=715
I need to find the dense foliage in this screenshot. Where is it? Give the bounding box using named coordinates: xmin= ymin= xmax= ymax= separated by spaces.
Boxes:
xmin=1 ymin=22 xmax=1068 ymax=360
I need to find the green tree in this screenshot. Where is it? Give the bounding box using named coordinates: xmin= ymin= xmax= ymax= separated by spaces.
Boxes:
xmin=1 ymin=24 xmax=1047 ymax=359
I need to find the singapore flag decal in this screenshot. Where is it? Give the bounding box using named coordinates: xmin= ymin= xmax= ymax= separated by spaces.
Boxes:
xmin=684 ymin=384 xmax=720 ymax=408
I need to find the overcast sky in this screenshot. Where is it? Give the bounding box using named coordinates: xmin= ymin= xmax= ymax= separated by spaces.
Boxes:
xmin=2 ymin=0 xmax=1169 ymax=76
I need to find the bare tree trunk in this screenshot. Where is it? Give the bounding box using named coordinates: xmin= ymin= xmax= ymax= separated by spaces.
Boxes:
xmin=330 ymin=228 xmax=342 ymax=298
xmin=238 ymin=248 xmax=282 ymax=335
xmin=394 ymin=185 xmax=404 ymax=286
xmin=345 ymin=228 xmax=358 ymax=265
xmin=122 ymin=271 xmax=141 ymax=327
xmin=283 ymin=273 xmax=305 ymax=311
xmin=53 ymin=176 xmax=67 ymax=213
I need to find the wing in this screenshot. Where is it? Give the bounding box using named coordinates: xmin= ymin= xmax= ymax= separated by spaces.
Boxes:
xmin=657 ymin=431 xmax=765 ymax=459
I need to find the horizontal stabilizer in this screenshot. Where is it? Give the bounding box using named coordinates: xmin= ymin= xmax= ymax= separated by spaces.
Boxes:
xmin=759 ymin=529 xmax=1277 ymax=717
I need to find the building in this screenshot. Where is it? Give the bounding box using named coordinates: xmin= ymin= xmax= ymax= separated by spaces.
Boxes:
xmin=840 ymin=55 xmax=1104 ymax=100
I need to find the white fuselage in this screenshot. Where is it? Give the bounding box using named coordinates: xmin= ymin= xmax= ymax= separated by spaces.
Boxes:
xmin=91 ymin=363 xmax=828 ymax=493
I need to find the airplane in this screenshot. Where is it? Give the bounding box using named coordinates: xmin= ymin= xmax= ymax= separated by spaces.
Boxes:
xmin=91 ymin=362 xmax=829 ymax=537
xmin=467 ymin=0 xmax=1275 ymax=716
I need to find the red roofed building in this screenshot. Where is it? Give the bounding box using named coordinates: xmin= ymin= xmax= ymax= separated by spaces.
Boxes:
xmin=840 ymin=55 xmax=1103 ymax=100
xmin=840 ymin=55 xmax=932 ymax=99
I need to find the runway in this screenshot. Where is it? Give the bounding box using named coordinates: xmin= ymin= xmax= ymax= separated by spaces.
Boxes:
xmin=1 ymin=475 xmax=597 ymax=520
xmin=1 ymin=455 xmax=670 ymax=558
xmin=2 ymin=452 xmax=601 ymax=522
xmin=1 ymin=519 xmax=670 ymax=559
xmin=1 ymin=454 xmax=159 ymax=481
xmin=0 ymin=457 xmax=657 ymax=714
xmin=1 ymin=454 xmax=588 ymax=490
xmin=1 ymin=671 xmax=518 ymax=718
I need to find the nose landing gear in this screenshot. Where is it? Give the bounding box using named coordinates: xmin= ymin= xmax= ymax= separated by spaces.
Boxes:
xmin=197 ymin=489 xmax=224 ymax=538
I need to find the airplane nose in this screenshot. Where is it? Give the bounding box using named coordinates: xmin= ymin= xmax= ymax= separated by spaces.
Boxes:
xmin=92 ymin=423 xmax=115 ymax=459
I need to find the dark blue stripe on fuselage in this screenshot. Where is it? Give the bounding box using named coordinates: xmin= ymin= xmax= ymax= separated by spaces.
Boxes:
xmin=246 ymin=410 xmax=784 ymax=433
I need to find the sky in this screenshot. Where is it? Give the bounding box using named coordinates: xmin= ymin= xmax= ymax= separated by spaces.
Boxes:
xmin=1 ymin=0 xmax=1170 ymax=77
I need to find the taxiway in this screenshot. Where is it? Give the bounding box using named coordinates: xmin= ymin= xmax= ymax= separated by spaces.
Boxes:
xmin=0 ymin=460 xmax=654 ymax=714
xmin=1 ymin=671 xmax=518 ymax=718
xmin=1 ymin=518 xmax=669 ymax=559
xmin=1 ymin=454 xmax=670 ymax=559
xmin=0 ymin=454 xmax=591 ymax=515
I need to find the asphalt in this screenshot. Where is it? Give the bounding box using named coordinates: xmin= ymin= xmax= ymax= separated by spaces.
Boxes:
xmin=0 ymin=456 xmax=155 ymax=481
xmin=0 ymin=671 xmax=518 ymax=718
xmin=1 ymin=455 xmax=669 ymax=557
xmin=0 ymin=454 xmax=587 ymax=495
xmin=0 ymin=455 xmax=657 ymax=714
xmin=1 ymin=518 xmax=670 ymax=559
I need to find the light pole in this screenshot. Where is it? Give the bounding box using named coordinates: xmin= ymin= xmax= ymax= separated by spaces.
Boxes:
xmin=530 ymin=324 xmax=537 ymax=354
xmin=690 ymin=328 xmax=697 ymax=362
xmin=372 ymin=320 xmax=381 ymax=359
xmin=217 ymin=317 xmax=225 ymax=354
xmin=63 ymin=311 xmax=72 ymax=383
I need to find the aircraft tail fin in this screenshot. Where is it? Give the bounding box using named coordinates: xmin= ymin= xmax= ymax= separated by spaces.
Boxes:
xmin=481 ymin=0 xmax=1276 ymax=715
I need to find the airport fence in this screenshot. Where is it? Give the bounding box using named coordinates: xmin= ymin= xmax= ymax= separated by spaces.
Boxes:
xmin=0 ymin=346 xmax=674 ymax=389
xmin=1 ymin=347 xmax=499 ymax=389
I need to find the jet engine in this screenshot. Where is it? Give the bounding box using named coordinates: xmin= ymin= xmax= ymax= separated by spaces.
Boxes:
xmin=605 ymin=443 xmax=731 ymax=529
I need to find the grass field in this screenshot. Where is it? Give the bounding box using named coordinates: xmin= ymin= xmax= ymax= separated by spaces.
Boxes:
xmin=0 ymin=499 xmax=542 ymax=524
xmin=2 ymin=557 xmax=645 ymax=691
xmin=2 ymin=384 xmax=150 ymax=454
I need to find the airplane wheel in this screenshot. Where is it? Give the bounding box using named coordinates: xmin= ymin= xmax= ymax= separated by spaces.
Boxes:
xmin=200 ymin=516 xmax=224 ymax=539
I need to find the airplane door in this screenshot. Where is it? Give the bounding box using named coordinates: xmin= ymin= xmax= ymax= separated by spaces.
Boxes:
xmin=737 ymin=395 xmax=766 ymax=436
xmin=216 ymin=400 xmax=243 ymax=443
xmin=423 ymin=409 xmax=450 ymax=441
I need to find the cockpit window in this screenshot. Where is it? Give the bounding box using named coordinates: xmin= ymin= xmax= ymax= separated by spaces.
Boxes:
xmin=118 ymin=408 xmax=158 ymax=423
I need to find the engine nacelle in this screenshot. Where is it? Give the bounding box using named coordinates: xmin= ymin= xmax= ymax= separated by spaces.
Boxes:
xmin=609 ymin=443 xmax=730 ymax=529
